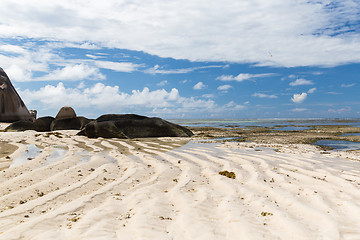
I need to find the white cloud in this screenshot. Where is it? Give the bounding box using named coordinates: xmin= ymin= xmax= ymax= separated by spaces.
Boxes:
xmin=0 ymin=44 xmax=27 ymax=54
xmin=19 ymin=82 xmax=246 ymax=117
xmin=77 ymin=82 xmax=86 ymax=89
xmin=202 ymin=94 xmax=215 ymax=98
xmin=94 ymin=60 xmax=140 ymax=72
xmin=193 ymin=82 xmax=206 ymax=90
xmin=252 ymin=93 xmax=278 ymax=99
xmin=341 ymin=83 xmax=355 ymax=88
xmin=34 ymin=64 xmax=105 ymax=81
xmin=289 ymin=78 xmax=314 ymax=86
xmin=292 ymin=108 xmax=308 ymax=112
xmin=291 ymin=93 xmax=307 ymax=103
xmin=157 ymin=80 xmax=168 ymax=86
xmin=144 ymin=64 xmax=225 ymax=74
xmin=0 ymin=1 xmax=359 ymax=67
xmin=216 ymin=73 xmax=274 ymax=82
xmin=308 ymin=88 xmax=317 ymax=94
xmin=217 ymin=85 xmax=233 ymax=91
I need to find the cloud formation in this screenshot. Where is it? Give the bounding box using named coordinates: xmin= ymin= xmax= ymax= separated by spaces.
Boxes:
xmin=291 ymin=93 xmax=307 ymax=103
xmin=217 ymin=73 xmax=274 ymax=82
xmin=217 ymin=85 xmax=233 ymax=92
xmin=0 ymin=0 xmax=359 ymax=67
xmin=18 ymin=82 xmax=245 ymax=118
xmin=289 ymin=79 xmax=314 ymax=86
xmin=193 ymin=82 xmax=206 ymax=90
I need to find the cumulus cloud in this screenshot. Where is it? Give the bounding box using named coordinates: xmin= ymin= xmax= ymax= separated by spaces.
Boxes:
xmin=216 ymin=73 xmax=275 ymax=82
xmin=291 ymin=93 xmax=307 ymax=103
xmin=193 ymin=82 xmax=206 ymax=90
xmin=0 ymin=1 xmax=359 ymax=67
xmin=19 ymin=82 xmax=246 ymax=117
xmin=289 ymin=78 xmax=314 ymax=86
xmin=252 ymin=93 xmax=278 ymax=99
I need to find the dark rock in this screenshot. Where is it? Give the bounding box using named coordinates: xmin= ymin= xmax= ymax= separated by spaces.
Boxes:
xmin=0 ymin=67 xmax=33 ymax=122
xmin=78 ymin=114 xmax=193 ymax=139
xmin=4 ymin=116 xmax=55 ymax=132
xmin=51 ymin=116 xmax=92 ymax=131
xmin=78 ymin=121 xmax=128 ymax=138
xmin=34 ymin=116 xmax=55 ymax=131
xmin=5 ymin=121 xmax=35 ymax=132
xmin=96 ymin=114 xmax=147 ymax=122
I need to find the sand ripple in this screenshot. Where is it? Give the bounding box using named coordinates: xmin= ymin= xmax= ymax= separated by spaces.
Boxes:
xmin=0 ymin=131 xmax=360 ymax=239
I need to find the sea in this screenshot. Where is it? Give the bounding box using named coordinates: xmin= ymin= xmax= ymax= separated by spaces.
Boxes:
xmin=169 ymin=118 xmax=360 ymax=151
xmin=169 ymin=118 xmax=360 ymax=129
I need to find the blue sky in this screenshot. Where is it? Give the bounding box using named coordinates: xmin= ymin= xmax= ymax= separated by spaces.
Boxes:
xmin=0 ymin=0 xmax=359 ymax=119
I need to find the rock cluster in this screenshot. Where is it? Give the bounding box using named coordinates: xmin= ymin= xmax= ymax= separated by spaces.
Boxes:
xmin=5 ymin=107 xmax=193 ymax=139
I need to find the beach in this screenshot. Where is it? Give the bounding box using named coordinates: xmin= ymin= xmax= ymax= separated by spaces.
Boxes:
xmin=0 ymin=123 xmax=360 ymax=239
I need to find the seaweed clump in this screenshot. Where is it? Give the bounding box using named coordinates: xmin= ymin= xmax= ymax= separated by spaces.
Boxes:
xmin=219 ymin=170 xmax=236 ymax=179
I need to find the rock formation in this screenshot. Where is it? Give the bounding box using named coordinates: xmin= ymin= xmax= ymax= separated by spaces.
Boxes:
xmin=78 ymin=114 xmax=194 ymax=138
xmin=5 ymin=109 xmax=194 ymax=139
xmin=55 ymin=106 xmax=76 ymax=119
xmin=0 ymin=67 xmax=33 ymax=122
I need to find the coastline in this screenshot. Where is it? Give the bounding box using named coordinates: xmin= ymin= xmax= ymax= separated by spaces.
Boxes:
xmin=0 ymin=122 xmax=360 ymax=239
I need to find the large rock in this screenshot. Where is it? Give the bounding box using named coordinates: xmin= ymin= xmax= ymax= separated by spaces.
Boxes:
xmin=78 ymin=114 xmax=193 ymax=139
xmin=4 ymin=121 xmax=35 ymax=132
xmin=5 ymin=116 xmax=55 ymax=132
xmin=55 ymin=106 xmax=76 ymax=119
xmin=51 ymin=117 xmax=92 ymax=131
xmin=34 ymin=116 xmax=55 ymax=131
xmin=0 ymin=67 xmax=33 ymax=122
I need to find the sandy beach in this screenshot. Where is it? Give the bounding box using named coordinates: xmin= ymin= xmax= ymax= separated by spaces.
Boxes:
xmin=0 ymin=124 xmax=360 ymax=240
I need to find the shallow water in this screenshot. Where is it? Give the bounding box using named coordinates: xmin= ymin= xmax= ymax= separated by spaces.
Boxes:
xmin=10 ymin=144 xmax=42 ymax=168
xmin=341 ymin=133 xmax=360 ymax=137
xmin=170 ymin=118 xmax=360 ymax=129
xmin=315 ymin=140 xmax=360 ymax=151
xmin=44 ymin=148 xmax=68 ymax=166
xmin=274 ymin=126 xmax=312 ymax=131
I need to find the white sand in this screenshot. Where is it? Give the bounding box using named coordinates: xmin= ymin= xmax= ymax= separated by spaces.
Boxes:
xmin=0 ymin=130 xmax=360 ymax=240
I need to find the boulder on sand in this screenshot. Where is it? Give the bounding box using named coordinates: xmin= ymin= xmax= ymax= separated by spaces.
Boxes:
xmin=78 ymin=114 xmax=193 ymax=139
xmin=55 ymin=106 xmax=76 ymax=119
xmin=51 ymin=116 xmax=92 ymax=131
xmin=5 ymin=116 xmax=55 ymax=132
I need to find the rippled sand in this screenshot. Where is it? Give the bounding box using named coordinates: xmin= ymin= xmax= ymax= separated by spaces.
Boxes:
xmin=0 ymin=128 xmax=360 ymax=240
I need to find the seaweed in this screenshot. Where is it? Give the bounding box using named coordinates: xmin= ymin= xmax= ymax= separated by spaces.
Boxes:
xmin=219 ymin=170 xmax=236 ymax=179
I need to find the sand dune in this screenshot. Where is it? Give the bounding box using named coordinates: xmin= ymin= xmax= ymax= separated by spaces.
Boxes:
xmin=0 ymin=129 xmax=360 ymax=240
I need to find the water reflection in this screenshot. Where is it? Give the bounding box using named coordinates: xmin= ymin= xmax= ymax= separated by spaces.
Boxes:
xmin=10 ymin=144 xmax=42 ymax=168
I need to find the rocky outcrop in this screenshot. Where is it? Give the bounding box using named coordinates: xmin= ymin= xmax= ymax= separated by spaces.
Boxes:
xmin=55 ymin=106 xmax=76 ymax=119
xmin=4 ymin=110 xmax=193 ymax=139
xmin=78 ymin=114 xmax=194 ymax=139
xmin=0 ymin=67 xmax=33 ymax=122
xmin=5 ymin=116 xmax=55 ymax=132
xmin=51 ymin=117 xmax=92 ymax=131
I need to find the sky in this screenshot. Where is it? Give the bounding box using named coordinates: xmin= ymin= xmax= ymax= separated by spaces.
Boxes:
xmin=0 ymin=0 xmax=359 ymax=119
